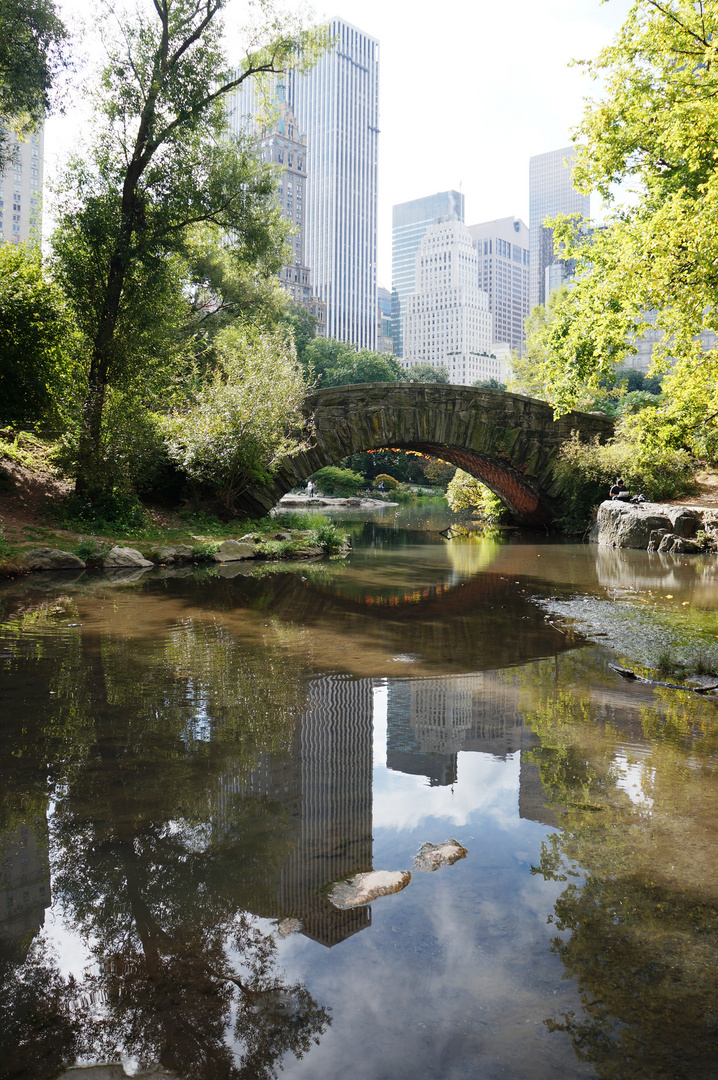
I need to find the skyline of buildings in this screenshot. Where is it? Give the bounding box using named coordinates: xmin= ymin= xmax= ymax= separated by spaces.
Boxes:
xmin=468 ymin=216 xmax=530 ymax=356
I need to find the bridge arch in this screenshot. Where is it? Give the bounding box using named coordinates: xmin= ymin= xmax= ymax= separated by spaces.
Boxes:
xmin=239 ymin=384 xmax=614 ymax=526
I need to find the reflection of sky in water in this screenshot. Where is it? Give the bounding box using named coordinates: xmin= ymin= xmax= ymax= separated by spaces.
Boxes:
xmin=274 ymin=683 xmax=589 ymax=1080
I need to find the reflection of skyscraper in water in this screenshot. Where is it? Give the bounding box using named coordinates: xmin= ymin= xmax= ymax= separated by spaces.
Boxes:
xmin=0 ymin=817 xmax=51 ymax=955
xmin=386 ymin=674 xmax=558 ymax=824
xmin=218 ymin=676 xmax=374 ymax=947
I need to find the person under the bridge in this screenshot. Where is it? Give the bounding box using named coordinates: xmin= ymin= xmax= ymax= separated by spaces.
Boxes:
xmin=307 ymin=479 xmax=315 ymax=499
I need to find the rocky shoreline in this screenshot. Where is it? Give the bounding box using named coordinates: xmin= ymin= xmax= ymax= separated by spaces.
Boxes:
xmin=590 ymin=500 xmax=718 ymax=553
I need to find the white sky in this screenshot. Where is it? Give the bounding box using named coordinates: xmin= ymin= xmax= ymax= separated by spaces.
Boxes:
xmin=47 ymin=0 xmax=632 ymax=284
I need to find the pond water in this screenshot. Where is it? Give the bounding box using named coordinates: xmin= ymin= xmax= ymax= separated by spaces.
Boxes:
xmin=1 ymin=511 xmax=718 ymax=1080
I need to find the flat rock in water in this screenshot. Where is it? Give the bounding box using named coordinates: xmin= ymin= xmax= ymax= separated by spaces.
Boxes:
xmin=103 ymin=546 xmax=154 ymax=568
xmin=25 ymin=547 xmax=86 ymax=571
xmin=413 ymin=839 xmax=468 ymax=873
xmin=213 ymin=540 xmax=257 ymax=562
xmin=276 ymin=917 xmax=303 ymax=937
xmin=329 ymin=869 xmax=411 ymax=909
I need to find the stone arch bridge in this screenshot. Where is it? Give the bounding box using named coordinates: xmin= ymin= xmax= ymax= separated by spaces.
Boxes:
xmin=239 ymin=384 xmax=614 ymax=526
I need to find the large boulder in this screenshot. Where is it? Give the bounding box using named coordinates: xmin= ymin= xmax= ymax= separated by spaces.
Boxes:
xmin=155 ymin=544 xmax=193 ymax=563
xmin=328 ymin=869 xmax=411 ymax=910
xmin=103 ymin=546 xmax=154 ymax=568
xmin=213 ymin=540 xmax=257 ymax=562
xmin=25 ymin=547 xmax=86 ymax=571
xmin=591 ymin=502 xmax=705 ymax=550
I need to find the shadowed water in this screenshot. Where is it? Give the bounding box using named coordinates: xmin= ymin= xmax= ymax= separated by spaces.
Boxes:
xmin=1 ymin=520 xmax=717 ymax=1080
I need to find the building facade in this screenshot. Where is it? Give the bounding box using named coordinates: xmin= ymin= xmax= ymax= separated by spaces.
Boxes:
xmin=257 ymin=97 xmax=326 ymax=335
xmin=287 ymin=18 xmax=379 ymax=349
xmin=0 ymin=127 xmax=43 ymax=245
xmin=391 ymin=190 xmax=464 ymax=357
xmin=468 ymin=216 xmax=530 ymax=356
xmin=529 ymin=146 xmax=589 ymax=310
xmin=377 ymin=285 xmax=393 ymax=353
xmin=402 ymin=219 xmax=495 ymax=385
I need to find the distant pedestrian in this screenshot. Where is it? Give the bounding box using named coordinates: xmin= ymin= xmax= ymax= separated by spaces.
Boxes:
xmin=307 ymin=479 xmax=315 ymax=499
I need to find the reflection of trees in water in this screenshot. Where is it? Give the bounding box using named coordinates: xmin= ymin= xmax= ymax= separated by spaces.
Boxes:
xmin=0 ymin=618 xmax=330 ymax=1080
xmin=518 ymin=658 xmax=718 ymax=1078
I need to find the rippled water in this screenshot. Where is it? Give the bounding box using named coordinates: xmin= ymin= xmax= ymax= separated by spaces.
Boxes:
xmin=1 ymin=518 xmax=717 ymax=1080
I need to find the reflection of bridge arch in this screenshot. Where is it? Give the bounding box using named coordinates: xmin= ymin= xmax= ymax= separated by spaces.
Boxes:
xmin=239 ymin=384 xmax=613 ymax=525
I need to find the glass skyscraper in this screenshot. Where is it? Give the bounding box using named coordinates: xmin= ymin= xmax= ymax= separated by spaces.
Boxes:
xmin=287 ymin=19 xmax=379 ymax=350
xmin=529 ymin=147 xmax=589 ymax=310
xmin=391 ymin=190 xmax=464 ymax=357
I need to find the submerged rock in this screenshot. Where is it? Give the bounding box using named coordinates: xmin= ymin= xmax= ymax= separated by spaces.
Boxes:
xmin=413 ymin=839 xmax=468 ymax=873
xmin=276 ymin=917 xmax=302 ymax=937
xmin=103 ymin=546 xmax=154 ymax=568
xmin=25 ymin=547 xmax=86 ymax=571
xmin=328 ymin=869 xmax=411 ymax=909
xmin=213 ymin=539 xmax=257 ymax=562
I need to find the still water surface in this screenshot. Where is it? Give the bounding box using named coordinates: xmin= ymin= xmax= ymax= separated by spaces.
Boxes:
xmin=1 ymin=508 xmax=718 ymax=1080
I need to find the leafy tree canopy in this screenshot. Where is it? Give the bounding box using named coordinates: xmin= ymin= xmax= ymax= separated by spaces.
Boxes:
xmin=0 ymin=242 xmax=81 ymax=426
xmin=0 ymin=0 xmax=68 ymax=166
xmin=538 ymin=0 xmax=718 ymax=455
xmin=303 ymin=337 xmax=407 ymax=386
xmin=404 ymin=362 xmax=449 ymax=383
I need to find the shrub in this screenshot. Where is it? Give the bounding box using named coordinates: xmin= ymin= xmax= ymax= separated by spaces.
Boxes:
xmin=554 ymin=433 xmax=696 ymax=533
xmin=310 ymin=521 xmax=346 ymax=553
xmin=311 ymin=466 xmax=365 ymax=497
xmin=446 ymin=470 xmax=512 ymax=522
xmin=163 ymin=323 xmax=311 ymax=518
xmin=373 ymin=473 xmax=399 ymax=490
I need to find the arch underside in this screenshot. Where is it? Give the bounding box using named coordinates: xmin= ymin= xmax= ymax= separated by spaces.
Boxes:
xmin=236 ymin=385 xmax=614 ymax=526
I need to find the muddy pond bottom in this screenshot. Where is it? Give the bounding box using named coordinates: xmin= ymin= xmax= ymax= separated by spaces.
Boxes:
xmin=1 ymin=519 xmax=718 ymax=1080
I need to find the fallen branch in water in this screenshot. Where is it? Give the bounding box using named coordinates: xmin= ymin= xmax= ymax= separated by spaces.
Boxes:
xmin=609 ymin=664 xmax=718 ymax=694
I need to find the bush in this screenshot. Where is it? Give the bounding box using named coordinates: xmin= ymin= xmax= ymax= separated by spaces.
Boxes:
xmin=311 ymin=466 xmax=365 ymax=497
xmin=310 ymin=521 xmax=346 ymax=553
xmin=446 ymin=470 xmax=512 ymax=522
xmin=554 ymin=433 xmax=696 ymax=533
xmin=373 ymin=473 xmax=399 ymax=490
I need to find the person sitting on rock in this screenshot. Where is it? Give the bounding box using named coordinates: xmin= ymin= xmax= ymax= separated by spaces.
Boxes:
xmin=609 ymin=478 xmax=632 ymax=501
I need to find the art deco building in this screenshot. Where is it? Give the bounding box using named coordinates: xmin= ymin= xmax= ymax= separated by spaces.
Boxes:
xmin=226 ymin=87 xmax=326 ymax=333
xmin=391 ymin=190 xmax=464 ymax=357
xmin=402 ymin=219 xmax=495 ymax=385
xmin=286 ymin=18 xmax=380 ymax=349
xmin=468 ymin=216 xmax=530 ymax=356
xmin=0 ymin=127 xmax=43 ymax=245
xmin=529 ymin=146 xmax=589 ymax=310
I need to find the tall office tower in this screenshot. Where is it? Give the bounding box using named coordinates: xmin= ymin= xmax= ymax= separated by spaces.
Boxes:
xmin=529 ymin=146 xmax=589 ymax=310
xmin=468 ymin=217 xmax=530 ymax=356
xmin=391 ymin=190 xmax=464 ymax=357
xmin=0 ymin=127 xmax=43 ymax=245
xmin=377 ymin=285 xmax=393 ymax=353
xmin=286 ymin=18 xmax=379 ymax=349
xmin=402 ymin=219 xmax=494 ymax=385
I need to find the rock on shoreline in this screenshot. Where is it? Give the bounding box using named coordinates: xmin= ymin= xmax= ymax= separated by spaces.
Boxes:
xmin=590 ymin=501 xmax=718 ymax=552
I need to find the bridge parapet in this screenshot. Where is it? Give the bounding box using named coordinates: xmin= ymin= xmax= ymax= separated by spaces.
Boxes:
xmin=239 ymin=384 xmax=614 ymax=526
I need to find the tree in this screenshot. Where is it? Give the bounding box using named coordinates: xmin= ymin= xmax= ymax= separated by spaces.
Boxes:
xmin=539 ymin=0 xmax=718 ymax=453
xmin=404 ymin=362 xmax=449 ymax=383
xmin=0 ymin=0 xmax=68 ymax=168
xmin=162 ymin=321 xmax=312 ymax=516
xmin=0 ymin=242 xmax=80 ymax=425
xmin=472 ymin=377 xmax=506 ymax=390
xmin=52 ymin=0 xmax=325 ymax=499
xmin=302 ymin=336 xmax=407 ymax=386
